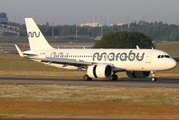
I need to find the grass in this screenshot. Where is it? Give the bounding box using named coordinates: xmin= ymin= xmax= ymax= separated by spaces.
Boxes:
xmin=155 ymin=42 xmax=179 ymax=57
xmin=0 ymin=85 xmax=179 ymax=104
xmin=0 ymin=85 xmax=179 ymax=118
xmin=1 ymin=100 xmax=179 ymax=118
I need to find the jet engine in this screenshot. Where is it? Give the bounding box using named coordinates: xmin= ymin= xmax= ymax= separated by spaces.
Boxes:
xmin=87 ymin=64 xmax=112 ymax=78
xmin=126 ymin=71 xmax=151 ymax=78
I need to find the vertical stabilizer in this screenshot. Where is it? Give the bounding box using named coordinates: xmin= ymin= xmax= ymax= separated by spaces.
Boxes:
xmin=25 ymin=18 xmax=53 ymax=50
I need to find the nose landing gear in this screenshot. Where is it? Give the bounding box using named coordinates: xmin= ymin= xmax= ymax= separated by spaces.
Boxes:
xmin=151 ymin=71 xmax=157 ymax=82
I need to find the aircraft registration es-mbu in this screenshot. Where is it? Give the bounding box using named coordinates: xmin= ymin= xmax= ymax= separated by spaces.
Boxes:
xmin=15 ymin=18 xmax=177 ymax=82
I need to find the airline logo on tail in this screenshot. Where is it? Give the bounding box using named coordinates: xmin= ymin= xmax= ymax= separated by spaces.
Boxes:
xmin=28 ymin=32 xmax=40 ymax=38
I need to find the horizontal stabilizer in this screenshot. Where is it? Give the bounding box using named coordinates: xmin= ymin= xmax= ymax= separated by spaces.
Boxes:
xmin=23 ymin=51 xmax=38 ymax=56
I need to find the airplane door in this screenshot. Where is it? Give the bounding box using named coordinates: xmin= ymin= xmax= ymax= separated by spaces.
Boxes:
xmin=146 ymin=51 xmax=152 ymax=63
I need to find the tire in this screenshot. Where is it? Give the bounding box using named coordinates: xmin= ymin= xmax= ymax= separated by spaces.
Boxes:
xmin=109 ymin=74 xmax=118 ymax=81
xmin=83 ymin=74 xmax=92 ymax=81
xmin=152 ymin=77 xmax=157 ymax=82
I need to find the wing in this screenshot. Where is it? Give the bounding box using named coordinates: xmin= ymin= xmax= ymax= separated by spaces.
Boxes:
xmin=34 ymin=57 xmax=92 ymax=67
xmin=34 ymin=57 xmax=126 ymax=72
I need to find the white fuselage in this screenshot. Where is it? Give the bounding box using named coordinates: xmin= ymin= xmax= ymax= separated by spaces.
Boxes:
xmin=27 ymin=48 xmax=177 ymax=72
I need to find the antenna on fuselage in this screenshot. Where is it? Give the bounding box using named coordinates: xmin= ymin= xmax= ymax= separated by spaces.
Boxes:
xmin=136 ymin=45 xmax=140 ymax=49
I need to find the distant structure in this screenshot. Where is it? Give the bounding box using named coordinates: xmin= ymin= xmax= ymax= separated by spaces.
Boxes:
xmin=83 ymin=12 xmax=113 ymax=27
xmin=176 ymin=17 xmax=178 ymax=26
xmin=134 ymin=15 xmax=142 ymax=23
xmin=0 ymin=12 xmax=19 ymax=37
xmin=0 ymin=12 xmax=8 ymax=24
xmin=81 ymin=22 xmax=102 ymax=27
xmin=127 ymin=16 xmax=129 ymax=24
xmin=109 ymin=23 xmax=125 ymax=27
xmin=102 ymin=13 xmax=113 ymax=26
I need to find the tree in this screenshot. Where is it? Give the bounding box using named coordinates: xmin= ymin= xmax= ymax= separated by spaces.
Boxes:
xmin=93 ymin=31 xmax=155 ymax=49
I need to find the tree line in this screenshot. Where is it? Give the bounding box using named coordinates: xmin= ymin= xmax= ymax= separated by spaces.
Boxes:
xmin=93 ymin=31 xmax=154 ymax=49
xmin=8 ymin=21 xmax=179 ymax=41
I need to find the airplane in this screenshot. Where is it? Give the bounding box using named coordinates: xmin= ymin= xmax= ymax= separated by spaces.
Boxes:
xmin=15 ymin=18 xmax=177 ymax=82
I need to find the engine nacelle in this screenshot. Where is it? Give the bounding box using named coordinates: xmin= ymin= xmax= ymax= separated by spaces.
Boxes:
xmin=87 ymin=64 xmax=112 ymax=78
xmin=126 ymin=71 xmax=151 ymax=78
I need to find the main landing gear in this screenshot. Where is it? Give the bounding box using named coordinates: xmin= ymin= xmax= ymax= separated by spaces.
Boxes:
xmin=151 ymin=71 xmax=157 ymax=82
xmin=83 ymin=74 xmax=118 ymax=81
xmin=83 ymin=74 xmax=92 ymax=81
xmin=109 ymin=74 xmax=118 ymax=81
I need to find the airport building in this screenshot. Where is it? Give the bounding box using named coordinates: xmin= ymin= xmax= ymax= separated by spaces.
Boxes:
xmin=0 ymin=12 xmax=8 ymax=24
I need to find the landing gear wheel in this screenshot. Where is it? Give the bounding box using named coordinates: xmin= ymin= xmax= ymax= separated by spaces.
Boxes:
xmin=151 ymin=71 xmax=157 ymax=82
xmin=152 ymin=77 xmax=157 ymax=82
xmin=109 ymin=74 xmax=118 ymax=81
xmin=83 ymin=74 xmax=92 ymax=81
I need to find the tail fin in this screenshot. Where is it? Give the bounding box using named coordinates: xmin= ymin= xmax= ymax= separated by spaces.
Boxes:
xmin=25 ymin=18 xmax=53 ymax=50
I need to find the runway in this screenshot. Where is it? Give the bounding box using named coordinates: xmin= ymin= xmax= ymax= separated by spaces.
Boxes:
xmin=0 ymin=76 xmax=179 ymax=88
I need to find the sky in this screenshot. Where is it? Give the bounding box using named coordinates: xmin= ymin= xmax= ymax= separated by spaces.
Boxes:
xmin=1 ymin=0 xmax=179 ymax=25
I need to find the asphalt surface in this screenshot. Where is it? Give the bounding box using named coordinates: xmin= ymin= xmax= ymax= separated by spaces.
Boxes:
xmin=0 ymin=76 xmax=178 ymax=88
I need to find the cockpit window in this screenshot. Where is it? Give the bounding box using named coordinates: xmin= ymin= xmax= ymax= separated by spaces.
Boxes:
xmin=165 ymin=55 xmax=170 ymax=58
xmin=157 ymin=55 xmax=170 ymax=58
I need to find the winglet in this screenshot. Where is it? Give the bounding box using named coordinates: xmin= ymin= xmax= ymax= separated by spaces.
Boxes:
xmin=15 ymin=44 xmax=24 ymax=57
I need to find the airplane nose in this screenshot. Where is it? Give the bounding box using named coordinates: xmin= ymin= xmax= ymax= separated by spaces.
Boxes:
xmin=168 ymin=58 xmax=177 ymax=69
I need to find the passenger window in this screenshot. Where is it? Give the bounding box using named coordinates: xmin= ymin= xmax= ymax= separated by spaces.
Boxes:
xmin=161 ymin=55 xmax=164 ymax=58
xmin=158 ymin=55 xmax=161 ymax=58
